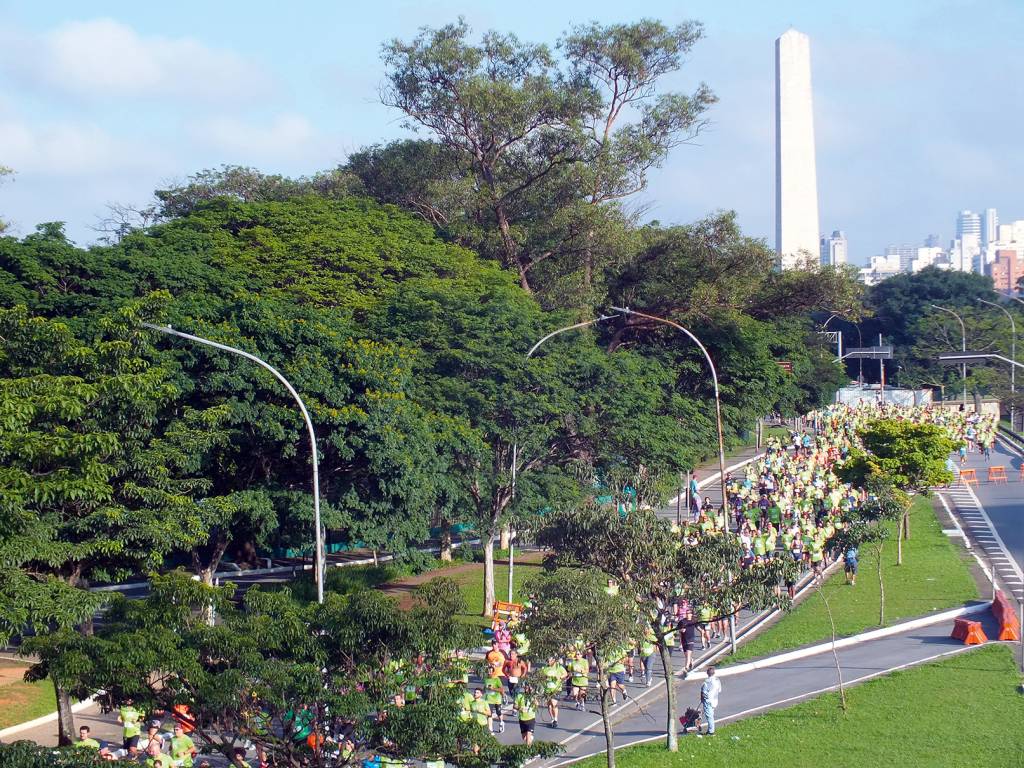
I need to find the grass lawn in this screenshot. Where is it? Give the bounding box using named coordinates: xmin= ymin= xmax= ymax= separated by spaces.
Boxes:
xmin=0 ymin=663 xmax=56 ymax=730
xmin=725 ymin=495 xmax=979 ymax=663
xmin=449 ymin=553 xmax=546 ymax=625
xmin=576 ymin=644 xmax=1024 ymax=768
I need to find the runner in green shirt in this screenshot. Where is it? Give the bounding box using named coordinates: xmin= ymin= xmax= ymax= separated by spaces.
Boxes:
xmin=568 ymin=653 xmax=589 ymax=711
xmin=169 ymin=723 xmax=196 ymax=767
xmin=538 ymin=657 xmax=567 ymax=727
xmin=470 ymin=689 xmax=491 ymax=729
xmin=604 ymin=648 xmax=629 ymax=704
xmin=74 ymin=725 xmax=108 ymax=757
xmin=118 ymin=700 xmax=143 ymax=756
xmin=483 ymin=673 xmax=504 ymax=733
xmin=514 ymin=690 xmax=538 ymax=746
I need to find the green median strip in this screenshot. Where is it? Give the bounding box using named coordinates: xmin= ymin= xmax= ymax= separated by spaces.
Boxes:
xmin=577 ymin=644 xmax=1024 ymax=768
xmin=725 ymin=495 xmax=979 ymax=664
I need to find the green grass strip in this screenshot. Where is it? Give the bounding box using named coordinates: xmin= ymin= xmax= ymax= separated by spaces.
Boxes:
xmin=577 ymin=644 xmax=1024 ymax=768
xmin=726 ymin=495 xmax=979 ymax=664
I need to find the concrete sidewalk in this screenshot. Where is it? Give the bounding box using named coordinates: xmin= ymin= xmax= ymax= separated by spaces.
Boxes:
xmin=536 ymin=609 xmax=1004 ymax=767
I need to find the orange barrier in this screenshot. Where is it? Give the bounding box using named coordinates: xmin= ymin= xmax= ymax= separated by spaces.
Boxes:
xmin=987 ymin=465 xmax=1008 ymax=484
xmin=959 ymin=468 xmax=978 ymax=486
xmin=991 ymin=590 xmax=1021 ymax=642
xmin=1019 ymin=465 xmax=1024 ymax=481
xmin=951 ymin=617 xmax=987 ymax=645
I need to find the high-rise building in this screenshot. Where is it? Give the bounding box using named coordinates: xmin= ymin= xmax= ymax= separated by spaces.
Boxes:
xmin=884 ymin=244 xmax=917 ymax=272
xmin=819 ymin=230 xmax=847 ymax=266
xmin=982 ymin=207 xmax=998 ymax=245
xmin=911 ymin=246 xmax=945 ymax=272
xmin=990 ymin=250 xmax=1021 ymax=294
xmin=774 ymin=29 xmax=820 ymax=270
xmin=957 ymin=210 xmax=981 ymax=240
xmin=925 ymin=234 xmax=942 ymax=248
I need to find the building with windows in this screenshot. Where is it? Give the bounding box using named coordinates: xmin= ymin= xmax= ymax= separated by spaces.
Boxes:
xmin=819 ymin=230 xmax=847 ymax=266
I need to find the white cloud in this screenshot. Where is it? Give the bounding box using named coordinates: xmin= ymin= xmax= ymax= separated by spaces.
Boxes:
xmin=3 ymin=18 xmax=272 ymax=103
xmin=0 ymin=116 xmax=173 ymax=177
xmin=191 ymin=113 xmax=315 ymax=155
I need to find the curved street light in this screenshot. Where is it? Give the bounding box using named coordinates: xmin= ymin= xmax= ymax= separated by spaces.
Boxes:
xmin=977 ymin=297 xmax=1016 ymax=427
xmin=609 ymin=307 xmax=729 ymax=525
xmin=610 ymin=306 xmax=737 ymax=654
xmin=930 ymin=304 xmax=968 ymax=405
xmin=142 ymin=323 xmax=325 ymax=604
xmin=507 ymin=314 xmax=619 ymax=601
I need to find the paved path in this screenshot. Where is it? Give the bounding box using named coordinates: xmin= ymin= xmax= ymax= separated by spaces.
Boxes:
xmin=534 ymin=611 xmax=1002 ymax=766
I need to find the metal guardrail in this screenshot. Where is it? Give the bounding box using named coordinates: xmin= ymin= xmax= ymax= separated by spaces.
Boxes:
xmin=997 ymin=424 xmax=1024 ymax=455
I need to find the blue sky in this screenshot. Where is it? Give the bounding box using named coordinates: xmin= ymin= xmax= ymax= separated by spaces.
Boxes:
xmin=1 ymin=0 xmax=1021 ymax=264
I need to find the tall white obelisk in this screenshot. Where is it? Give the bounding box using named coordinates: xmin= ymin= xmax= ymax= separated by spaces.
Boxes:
xmin=775 ymin=29 xmax=820 ymax=270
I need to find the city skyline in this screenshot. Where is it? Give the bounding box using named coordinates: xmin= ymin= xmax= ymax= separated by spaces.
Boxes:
xmin=1 ymin=1 xmax=1022 ymax=265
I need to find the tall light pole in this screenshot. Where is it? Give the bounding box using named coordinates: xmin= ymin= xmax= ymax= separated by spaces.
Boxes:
xmin=610 ymin=307 xmax=729 ymax=521
xmin=609 ymin=307 xmax=738 ymax=653
xmin=142 ymin=323 xmax=325 ymax=604
xmin=508 ymin=315 xmax=619 ymax=602
xmin=931 ymin=305 xmax=967 ymax=405
xmin=977 ymin=297 xmax=1016 ymax=428
xmin=822 ymin=314 xmax=843 ymax=370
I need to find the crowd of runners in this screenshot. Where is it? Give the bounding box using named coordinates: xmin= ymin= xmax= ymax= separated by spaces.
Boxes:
xmin=66 ymin=402 xmax=994 ymax=766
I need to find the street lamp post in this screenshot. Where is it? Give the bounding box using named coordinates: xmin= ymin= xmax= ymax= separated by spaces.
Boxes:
xmin=142 ymin=323 xmax=326 ymax=604
xmin=977 ymin=297 xmax=1016 ymax=428
xmin=508 ymin=315 xmax=619 ymax=602
xmin=930 ymin=305 xmax=968 ymax=405
xmin=610 ymin=306 xmax=737 ymax=654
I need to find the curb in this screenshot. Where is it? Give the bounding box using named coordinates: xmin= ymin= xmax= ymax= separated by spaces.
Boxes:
xmin=0 ymin=697 xmax=97 ymax=741
xmin=715 ymin=601 xmax=990 ymax=678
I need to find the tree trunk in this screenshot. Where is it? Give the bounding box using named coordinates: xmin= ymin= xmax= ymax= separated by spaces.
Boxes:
xmin=482 ymin=536 xmax=496 ymax=617
xmin=595 ymin=659 xmax=616 ymax=768
xmin=53 ymin=676 xmax=75 ymax=745
xmin=876 ymin=542 xmax=885 ymax=626
xmin=439 ymin=526 xmax=453 ymax=562
xmin=902 ymin=510 xmax=911 ymax=540
xmin=499 ymin=525 xmax=511 ymax=550
xmin=896 ymin=523 xmax=903 ymax=566
xmin=657 ymin=638 xmax=678 ymax=751
xmin=372 ymin=550 xmax=379 ymax=566
xmin=817 ymin=585 xmax=847 ymax=712
xmin=200 ymin=567 xmax=216 ymax=625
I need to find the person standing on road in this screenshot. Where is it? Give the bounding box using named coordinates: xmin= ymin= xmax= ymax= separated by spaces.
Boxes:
xmin=700 ymin=667 xmax=721 ymax=736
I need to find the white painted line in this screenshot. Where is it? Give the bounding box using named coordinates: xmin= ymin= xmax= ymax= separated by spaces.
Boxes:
xmin=962 ymin=481 xmax=1024 ymax=583
xmin=545 ymin=644 xmax=984 ymax=767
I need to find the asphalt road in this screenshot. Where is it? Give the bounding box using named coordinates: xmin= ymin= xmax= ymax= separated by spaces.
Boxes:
xmin=938 ymin=438 xmax=1024 ymax=603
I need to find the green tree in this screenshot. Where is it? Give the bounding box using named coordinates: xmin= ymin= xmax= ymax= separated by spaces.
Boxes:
xmin=537 ymin=505 xmax=795 ymax=752
xmin=32 ymin=573 xmax=554 ymax=767
xmin=836 ymin=419 xmax=951 ymax=564
xmin=0 ymin=741 xmax=134 ymax=768
xmin=523 ymin=568 xmax=638 ymax=768
xmin=0 ymin=305 xmax=215 ymax=742
xmin=379 ymin=18 xmax=714 ymax=305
